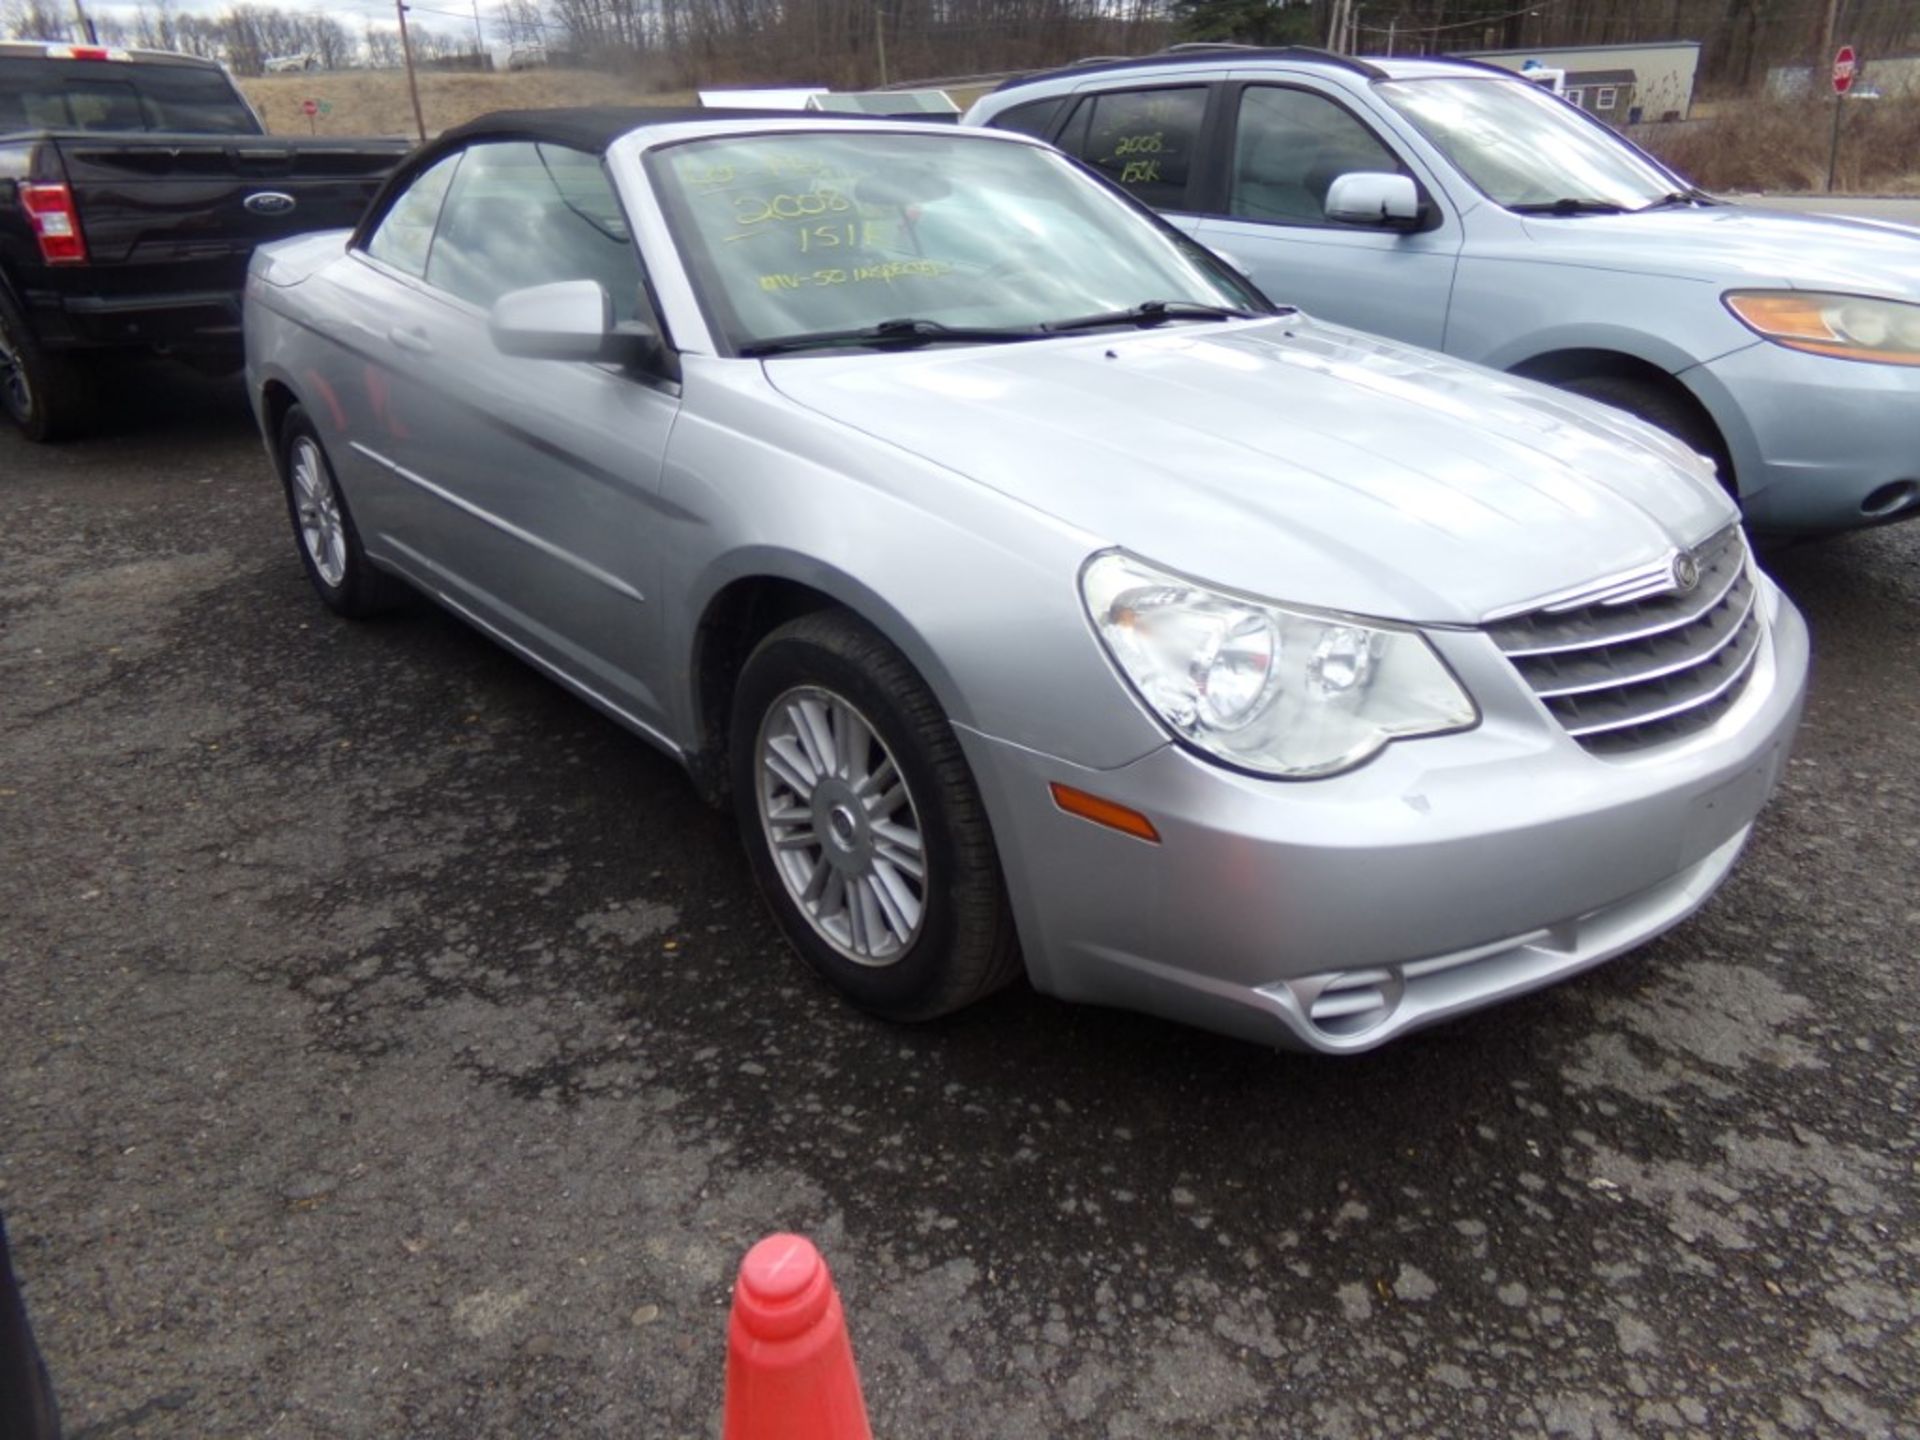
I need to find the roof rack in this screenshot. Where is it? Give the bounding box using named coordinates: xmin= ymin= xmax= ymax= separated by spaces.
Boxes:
xmin=991 ymin=44 xmax=1388 ymax=93
xmin=1432 ymin=54 xmax=1536 ymax=79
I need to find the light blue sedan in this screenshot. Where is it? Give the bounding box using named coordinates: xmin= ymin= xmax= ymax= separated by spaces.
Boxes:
xmin=967 ymin=49 xmax=1920 ymax=535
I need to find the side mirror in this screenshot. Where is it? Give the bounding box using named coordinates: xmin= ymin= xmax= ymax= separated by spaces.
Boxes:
xmin=489 ymin=279 xmax=660 ymax=367
xmin=1324 ymin=172 xmax=1422 ymax=229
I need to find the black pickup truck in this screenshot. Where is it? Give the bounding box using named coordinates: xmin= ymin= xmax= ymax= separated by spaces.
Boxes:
xmin=0 ymin=42 xmax=410 ymax=439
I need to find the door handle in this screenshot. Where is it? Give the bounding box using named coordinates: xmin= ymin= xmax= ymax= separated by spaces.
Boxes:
xmin=387 ymin=325 xmax=434 ymax=355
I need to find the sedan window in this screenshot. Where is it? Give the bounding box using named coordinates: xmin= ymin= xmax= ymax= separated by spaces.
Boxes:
xmin=1231 ymin=86 xmax=1408 ymax=225
xmin=364 ymin=152 xmax=461 ymax=278
xmin=1378 ymin=76 xmax=1679 ymax=212
xmin=426 ymin=142 xmax=649 ymax=320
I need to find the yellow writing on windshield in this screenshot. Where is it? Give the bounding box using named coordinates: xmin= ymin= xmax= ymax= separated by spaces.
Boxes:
xmin=797 ymin=220 xmax=887 ymax=253
xmin=1118 ymin=160 xmax=1163 ymax=186
xmin=758 ymin=259 xmax=953 ymax=291
xmin=732 ymin=189 xmax=854 ymax=226
xmin=1112 ymin=133 xmax=1166 ymax=156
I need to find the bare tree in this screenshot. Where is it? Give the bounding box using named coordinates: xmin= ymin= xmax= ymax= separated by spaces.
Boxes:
xmin=307 ymin=10 xmax=352 ymax=66
xmin=363 ymin=18 xmax=401 ymax=67
xmin=0 ymin=0 xmax=77 ymax=42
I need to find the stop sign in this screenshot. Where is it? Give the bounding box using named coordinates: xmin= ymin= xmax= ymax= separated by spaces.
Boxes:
xmin=1833 ymin=45 xmax=1857 ymax=94
xmin=302 ymin=98 xmax=319 ymax=116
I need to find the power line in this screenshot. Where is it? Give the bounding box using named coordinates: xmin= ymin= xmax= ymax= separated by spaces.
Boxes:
xmin=1354 ymin=0 xmax=1566 ymax=38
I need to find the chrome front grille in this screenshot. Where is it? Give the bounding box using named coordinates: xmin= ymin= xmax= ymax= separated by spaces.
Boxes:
xmin=1486 ymin=526 xmax=1763 ymax=755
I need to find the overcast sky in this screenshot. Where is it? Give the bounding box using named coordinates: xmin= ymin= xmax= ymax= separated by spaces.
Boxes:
xmin=80 ymin=0 xmax=488 ymax=45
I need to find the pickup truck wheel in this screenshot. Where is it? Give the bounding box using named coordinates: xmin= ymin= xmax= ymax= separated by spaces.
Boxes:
xmin=730 ymin=611 xmax=1022 ymax=1022
xmin=0 ymin=289 xmax=91 ymax=443
xmin=278 ymin=405 xmax=400 ymax=618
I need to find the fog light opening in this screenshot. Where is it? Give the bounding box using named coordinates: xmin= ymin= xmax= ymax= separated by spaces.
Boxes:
xmin=1302 ymin=969 xmax=1403 ymax=1037
xmin=1860 ymin=480 xmax=1919 ymax=517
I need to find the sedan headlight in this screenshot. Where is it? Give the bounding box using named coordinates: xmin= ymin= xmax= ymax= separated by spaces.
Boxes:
xmin=1724 ymin=290 xmax=1920 ymax=366
xmin=1082 ymin=553 xmax=1477 ymax=779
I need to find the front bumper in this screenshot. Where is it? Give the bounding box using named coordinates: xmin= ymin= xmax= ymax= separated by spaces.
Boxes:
xmin=960 ymin=578 xmax=1809 ymax=1053
xmin=1694 ymin=340 xmax=1920 ymax=533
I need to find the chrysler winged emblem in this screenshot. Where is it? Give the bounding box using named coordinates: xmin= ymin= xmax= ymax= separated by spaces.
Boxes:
xmin=1671 ymin=551 xmax=1701 ymax=594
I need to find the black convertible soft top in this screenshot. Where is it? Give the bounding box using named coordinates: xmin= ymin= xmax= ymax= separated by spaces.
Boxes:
xmin=351 ymin=105 xmax=884 ymax=249
xmin=428 ymin=105 xmax=884 ymax=155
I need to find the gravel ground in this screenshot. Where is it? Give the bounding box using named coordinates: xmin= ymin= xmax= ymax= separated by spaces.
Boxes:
xmin=2 ymin=367 xmax=1917 ymax=1439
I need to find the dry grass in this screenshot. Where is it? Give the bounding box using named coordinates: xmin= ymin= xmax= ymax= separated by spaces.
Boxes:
xmin=1638 ymin=95 xmax=1920 ymax=194
xmin=241 ymin=70 xmax=695 ymax=140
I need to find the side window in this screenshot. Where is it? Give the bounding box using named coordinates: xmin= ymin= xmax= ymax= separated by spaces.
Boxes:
xmin=365 ymin=153 xmax=460 ymax=277
xmin=426 ymin=142 xmax=647 ymax=322
xmin=1066 ymin=87 xmax=1207 ymax=210
xmin=1229 ymin=86 xmax=1409 ymax=226
xmin=990 ymin=96 xmax=1067 ymax=141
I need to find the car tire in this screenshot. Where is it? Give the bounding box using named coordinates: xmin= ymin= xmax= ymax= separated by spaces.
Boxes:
xmin=729 ymin=610 xmax=1022 ymax=1022
xmin=1559 ymin=374 xmax=1732 ymax=493
xmin=278 ymin=404 xmax=401 ymax=618
xmin=0 ymin=287 xmax=93 ymax=443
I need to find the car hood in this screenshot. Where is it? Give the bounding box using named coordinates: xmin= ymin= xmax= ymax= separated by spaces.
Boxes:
xmin=764 ymin=316 xmax=1734 ymax=625
xmin=1517 ymin=202 xmax=1920 ymax=292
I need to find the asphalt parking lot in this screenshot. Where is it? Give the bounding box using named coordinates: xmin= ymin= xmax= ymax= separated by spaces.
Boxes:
xmin=2 ymin=366 xmax=1917 ymax=1439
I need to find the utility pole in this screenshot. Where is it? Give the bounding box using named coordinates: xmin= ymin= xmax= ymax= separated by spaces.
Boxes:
xmin=71 ymin=0 xmax=98 ymax=44
xmin=1326 ymin=0 xmax=1347 ymax=54
xmin=1816 ymin=0 xmax=1840 ymax=68
xmin=395 ymin=0 xmax=427 ymax=143
xmin=469 ymin=0 xmax=485 ymax=64
xmin=874 ymin=2 xmax=888 ymax=87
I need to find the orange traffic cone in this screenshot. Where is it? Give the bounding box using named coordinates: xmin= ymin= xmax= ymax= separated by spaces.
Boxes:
xmin=723 ymin=1233 xmax=872 ymax=1440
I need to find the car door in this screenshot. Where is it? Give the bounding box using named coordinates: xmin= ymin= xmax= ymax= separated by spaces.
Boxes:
xmin=1191 ymin=81 xmax=1463 ymax=350
xmin=344 ymin=140 xmax=680 ymax=730
xmin=305 ymin=150 xmax=461 ymax=563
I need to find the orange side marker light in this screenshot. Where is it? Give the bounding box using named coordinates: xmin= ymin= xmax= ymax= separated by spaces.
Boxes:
xmin=1049 ymin=783 xmax=1161 ymax=843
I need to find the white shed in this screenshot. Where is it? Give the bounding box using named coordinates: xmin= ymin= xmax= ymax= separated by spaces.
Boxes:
xmin=1452 ymin=41 xmax=1702 ymax=121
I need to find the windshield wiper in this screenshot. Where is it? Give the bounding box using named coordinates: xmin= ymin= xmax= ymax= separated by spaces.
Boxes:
xmin=1507 ymin=197 xmax=1628 ymax=215
xmin=741 ymin=318 xmax=1048 ymax=358
xmin=1638 ymin=188 xmax=1720 ymax=210
xmin=1043 ymin=300 xmax=1257 ymax=334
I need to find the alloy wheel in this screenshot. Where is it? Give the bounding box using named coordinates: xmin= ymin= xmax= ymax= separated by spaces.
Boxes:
xmin=289 ymin=436 xmax=348 ymax=587
xmin=756 ymin=685 xmax=929 ymax=966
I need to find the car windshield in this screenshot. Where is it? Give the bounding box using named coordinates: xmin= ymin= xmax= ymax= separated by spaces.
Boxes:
xmin=1377 ymin=76 xmax=1681 ymax=212
xmin=648 ymin=129 xmax=1256 ymax=353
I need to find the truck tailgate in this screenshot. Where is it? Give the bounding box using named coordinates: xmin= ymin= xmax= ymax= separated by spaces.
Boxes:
xmin=53 ymin=132 xmax=410 ymax=266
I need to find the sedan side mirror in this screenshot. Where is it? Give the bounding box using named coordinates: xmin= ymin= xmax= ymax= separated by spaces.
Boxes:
xmin=1324 ymin=172 xmax=1423 ymax=229
xmin=489 ymin=279 xmax=660 ymax=367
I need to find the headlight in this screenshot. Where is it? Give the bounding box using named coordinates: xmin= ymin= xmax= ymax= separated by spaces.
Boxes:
xmin=1082 ymin=553 xmax=1477 ymax=779
xmin=1724 ymin=290 xmax=1920 ymax=366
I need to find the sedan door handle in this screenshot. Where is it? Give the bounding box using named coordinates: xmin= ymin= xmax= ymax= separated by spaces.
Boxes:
xmin=388 ymin=325 xmax=434 ymax=355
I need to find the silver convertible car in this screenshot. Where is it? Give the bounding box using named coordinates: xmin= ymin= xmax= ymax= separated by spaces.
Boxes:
xmin=244 ymin=108 xmax=1808 ymax=1052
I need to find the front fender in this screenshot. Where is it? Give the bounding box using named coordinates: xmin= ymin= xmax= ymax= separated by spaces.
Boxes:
xmin=656 ymin=360 xmax=1171 ymax=774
